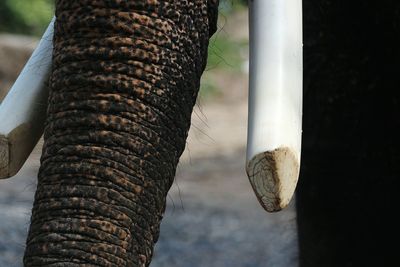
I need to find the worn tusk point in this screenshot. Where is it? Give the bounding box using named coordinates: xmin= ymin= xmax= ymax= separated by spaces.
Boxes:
xmin=246 ymin=147 xmax=300 ymax=212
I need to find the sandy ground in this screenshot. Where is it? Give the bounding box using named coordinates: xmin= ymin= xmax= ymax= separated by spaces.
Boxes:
xmin=0 ymin=10 xmax=298 ymax=267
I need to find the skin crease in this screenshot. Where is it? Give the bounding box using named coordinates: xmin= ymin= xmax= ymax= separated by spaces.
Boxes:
xmin=298 ymin=1 xmax=399 ymax=266
xmin=23 ymin=1 xmax=219 ymax=266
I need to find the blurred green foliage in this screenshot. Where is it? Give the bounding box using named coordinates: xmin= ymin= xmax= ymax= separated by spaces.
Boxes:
xmin=0 ymin=0 xmax=54 ymax=36
xmin=207 ymin=0 xmax=248 ymax=72
xmin=207 ymin=37 xmax=248 ymax=72
xmin=199 ymin=77 xmax=220 ymax=99
xmin=199 ymin=0 xmax=248 ymax=98
xmin=219 ymin=0 xmax=248 ymax=14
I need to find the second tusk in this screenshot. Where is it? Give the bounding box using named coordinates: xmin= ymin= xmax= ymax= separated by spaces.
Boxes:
xmin=246 ymin=0 xmax=303 ymax=212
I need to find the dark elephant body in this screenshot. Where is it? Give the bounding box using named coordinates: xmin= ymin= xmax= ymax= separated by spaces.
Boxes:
xmin=24 ymin=1 xmax=218 ymax=266
xmin=298 ymin=1 xmax=400 ymax=266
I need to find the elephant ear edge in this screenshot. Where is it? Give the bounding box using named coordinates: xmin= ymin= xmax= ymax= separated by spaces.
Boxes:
xmin=207 ymin=0 xmax=219 ymax=37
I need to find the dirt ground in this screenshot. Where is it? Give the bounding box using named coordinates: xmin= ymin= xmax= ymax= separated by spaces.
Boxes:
xmin=0 ymin=10 xmax=298 ymax=267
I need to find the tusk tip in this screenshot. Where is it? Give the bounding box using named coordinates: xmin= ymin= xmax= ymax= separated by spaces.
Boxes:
xmin=246 ymin=147 xmax=300 ymax=212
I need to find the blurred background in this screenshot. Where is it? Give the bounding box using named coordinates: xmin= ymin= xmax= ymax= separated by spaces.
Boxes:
xmin=0 ymin=1 xmax=298 ymax=266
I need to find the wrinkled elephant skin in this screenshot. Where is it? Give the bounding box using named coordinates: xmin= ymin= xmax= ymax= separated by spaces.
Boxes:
xmin=24 ymin=1 xmax=219 ymax=266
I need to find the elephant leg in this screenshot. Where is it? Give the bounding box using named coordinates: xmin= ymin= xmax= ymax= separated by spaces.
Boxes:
xmin=297 ymin=1 xmax=400 ymax=266
xmin=24 ymin=0 xmax=219 ymax=266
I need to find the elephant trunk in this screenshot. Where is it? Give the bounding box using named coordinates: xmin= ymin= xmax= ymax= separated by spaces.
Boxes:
xmin=24 ymin=1 xmax=218 ymax=266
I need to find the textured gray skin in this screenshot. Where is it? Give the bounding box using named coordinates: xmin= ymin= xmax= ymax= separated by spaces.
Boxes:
xmin=23 ymin=1 xmax=219 ymax=266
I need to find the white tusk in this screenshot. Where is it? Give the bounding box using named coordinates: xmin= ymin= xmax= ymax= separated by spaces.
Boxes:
xmin=246 ymin=0 xmax=303 ymax=212
xmin=0 ymin=17 xmax=54 ymax=179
